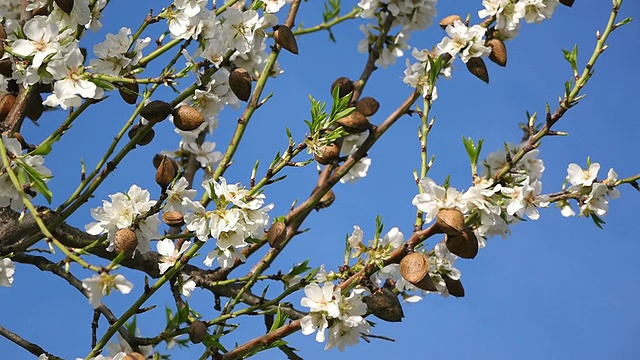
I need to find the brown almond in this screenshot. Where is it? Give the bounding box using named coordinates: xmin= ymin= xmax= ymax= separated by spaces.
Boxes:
xmin=443 ymin=275 xmax=465 ymax=297
xmin=273 ymin=25 xmax=298 ymax=54
xmin=466 ymin=57 xmax=489 ymax=84
xmin=119 ymin=79 xmax=139 ymax=105
xmin=314 ymin=143 xmax=340 ymax=165
xmin=0 ymin=93 xmax=16 ymax=123
xmin=114 ymin=228 xmax=138 ymax=255
xmin=32 ymin=5 xmax=50 ymax=16
xmin=0 ymin=23 xmax=6 ymax=58
xmin=140 ymin=100 xmax=173 ymax=123
xmin=330 ymin=77 xmax=353 ymax=99
xmin=162 ymin=211 xmax=185 ymax=227
xmin=155 ymin=155 xmax=178 ymax=189
xmin=128 ymin=123 xmax=154 ymax=146
xmin=229 ymin=67 xmax=252 ymax=102
xmin=25 ymin=93 xmax=44 ymax=121
xmin=486 ymin=38 xmax=507 ymax=67
xmin=267 ymin=221 xmax=286 ymax=248
xmin=336 ymin=110 xmax=370 ymax=133
xmin=436 ymin=208 xmax=465 ymax=236
xmin=355 ymin=97 xmax=379 ymax=117
xmin=439 ymin=15 xmax=462 ymax=29
xmin=152 ymin=153 xmax=178 ymax=169
xmin=559 ymin=0 xmax=574 ymax=7
xmin=444 ymin=229 xmax=479 ymax=259
xmin=365 ymin=288 xmax=404 ymax=322
xmin=0 ymin=58 xmax=12 ymax=77
xmin=55 ymin=0 xmax=73 ymax=14
xmin=189 ymin=320 xmax=208 ymax=344
xmin=315 ymin=189 xmax=335 ymax=211
xmin=399 ymin=252 xmax=438 ymax=291
xmin=173 ymin=105 xmax=204 ymax=131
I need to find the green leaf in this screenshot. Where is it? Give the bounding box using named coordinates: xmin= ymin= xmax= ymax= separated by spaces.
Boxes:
xmin=269 ymin=306 xmax=289 ymax=333
xmin=590 ymin=214 xmax=606 ymax=229
xmin=16 ymin=160 xmax=53 ymax=203
xmin=202 ymin=334 xmax=228 ymax=352
xmin=562 ymin=44 xmax=578 ymax=72
xmin=614 ymin=17 xmax=633 ymax=28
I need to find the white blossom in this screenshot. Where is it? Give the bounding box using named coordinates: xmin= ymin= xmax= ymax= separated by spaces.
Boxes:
xmin=0 ymin=258 xmax=15 ymax=287
xmin=567 ymin=162 xmax=600 ymax=188
xmin=157 ymin=239 xmax=191 ymax=274
xmin=82 ymin=273 xmax=133 ymax=309
xmin=435 ymin=20 xmax=491 ymax=63
xmin=11 ymin=16 xmax=60 ymax=68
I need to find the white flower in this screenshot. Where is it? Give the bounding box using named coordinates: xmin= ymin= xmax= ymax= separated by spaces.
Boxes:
xmin=347 ymin=225 xmax=364 ymax=256
xmin=106 ymin=327 xmax=153 ymax=358
xmin=204 ymin=246 xmax=245 ymax=268
xmin=44 ymin=46 xmax=102 ymax=109
xmin=182 ymin=197 xmax=210 ymax=241
xmin=0 ymin=258 xmax=15 ymax=287
xmin=182 ymin=140 xmax=223 ymax=169
xmin=11 ymin=16 xmax=60 ymax=68
xmin=165 ymin=177 xmax=197 ymax=214
xmin=301 ymin=282 xmax=341 ymax=317
xmin=177 ymin=274 xmax=196 ymax=297
xmin=436 ymin=21 xmax=491 ymax=63
xmin=175 ymin=0 xmax=207 ymax=17
xmin=221 ymin=9 xmax=261 ymax=54
xmin=325 ymin=320 xmax=369 ymax=351
xmin=412 ymin=177 xmax=464 ymax=223
xmin=516 ymin=0 xmax=559 ymax=24
xmin=157 ymin=239 xmax=191 ymax=274
xmin=82 ymin=273 xmax=133 ymax=309
xmin=567 ymin=162 xmax=600 ymax=188
xmin=501 ymin=177 xmax=548 ymax=220
xmin=90 ymin=27 xmax=150 ymax=76
xmin=300 ymin=312 xmax=330 ymax=343
xmin=580 ymin=183 xmax=609 ymax=217
xmin=264 ymin=0 xmax=290 ymax=13
xmin=339 ymin=157 xmax=371 ymax=184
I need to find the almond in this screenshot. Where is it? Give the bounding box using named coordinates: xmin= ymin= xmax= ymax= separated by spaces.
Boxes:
xmin=444 ymin=229 xmax=479 ymax=259
xmin=55 ymin=0 xmax=73 ymax=14
xmin=365 ymin=288 xmax=404 ymax=322
xmin=330 ymin=77 xmax=353 ymax=99
xmin=155 ymin=155 xmax=178 ymax=189
xmin=162 ymin=211 xmax=185 ymax=227
xmin=140 ymin=100 xmax=173 ymax=123
xmin=486 ymin=38 xmax=507 ymax=67
xmin=128 ymin=123 xmax=154 ymax=146
xmin=229 ymin=67 xmax=252 ymax=102
xmin=173 ymin=105 xmax=204 ymax=131
xmin=314 ymin=143 xmax=340 ymax=165
xmin=439 ymin=15 xmax=462 ymax=29
xmin=336 ymin=110 xmax=370 ymax=133
xmin=114 ymin=228 xmax=138 ymax=255
xmin=355 ymin=97 xmax=379 ymax=116
xmin=267 ymin=221 xmax=286 ymax=248
xmin=436 ymin=208 xmax=465 ymax=236
xmin=399 ymin=252 xmax=438 ymax=291
xmin=466 ymin=57 xmax=489 ymax=84
xmin=273 ymin=25 xmax=298 ymax=54
xmin=189 ymin=320 xmax=208 ymax=344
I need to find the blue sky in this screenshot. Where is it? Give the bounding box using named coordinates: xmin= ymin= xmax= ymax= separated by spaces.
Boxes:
xmin=1 ymin=0 xmax=639 ymax=359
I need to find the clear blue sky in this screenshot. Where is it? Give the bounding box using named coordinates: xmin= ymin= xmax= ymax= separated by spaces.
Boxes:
xmin=1 ymin=0 xmax=639 ymax=359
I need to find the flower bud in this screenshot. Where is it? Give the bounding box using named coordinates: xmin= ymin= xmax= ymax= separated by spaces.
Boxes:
xmin=466 ymin=57 xmax=489 ymax=84
xmin=336 ymin=110 xmax=370 ymax=133
xmin=140 ymin=100 xmax=173 ymax=123
xmin=173 ymin=105 xmax=204 ymax=131
xmin=330 ymin=77 xmax=353 ymax=99
xmin=155 ymin=155 xmax=178 ymax=189
xmin=314 ymin=143 xmax=340 ymax=165
xmin=365 ymin=288 xmax=404 ymax=322
xmin=229 ymin=67 xmax=252 ymax=102
xmin=443 ymin=275 xmax=465 ymax=297
xmin=55 ymin=0 xmax=73 ymax=14
xmin=439 ymin=15 xmax=462 ymax=29
xmin=444 ymin=229 xmax=478 ymax=259
xmin=267 ymin=221 xmax=286 ymax=248
xmin=355 ymin=97 xmax=380 ymax=117
xmin=189 ymin=320 xmax=208 ymax=344
xmin=0 ymin=94 xmax=16 ymax=123
xmin=273 ymin=25 xmax=298 ymax=54
xmin=162 ymin=211 xmax=184 ymax=227
xmin=399 ymin=252 xmax=437 ymax=291
xmin=128 ymin=124 xmax=154 ymax=146
xmin=119 ymin=78 xmax=139 ymax=105
xmin=436 ymin=208 xmax=465 ymax=236
xmin=486 ymin=38 xmax=507 ymax=67
xmin=114 ymin=228 xmax=138 ymax=255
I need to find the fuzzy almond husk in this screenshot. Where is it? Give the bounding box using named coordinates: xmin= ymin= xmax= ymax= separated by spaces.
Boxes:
xmin=399 ymin=252 xmax=438 ymax=291
xmin=162 ymin=211 xmax=185 ymax=227
xmin=273 ymin=25 xmax=298 ymax=54
xmin=439 ymin=15 xmax=462 ymax=29
xmin=365 ymin=288 xmax=404 ymax=322
xmin=436 ymin=208 xmax=465 ymax=236
xmin=0 ymin=58 xmax=12 ymax=77
xmin=128 ymin=124 xmax=154 ymax=146
xmin=155 ymin=155 xmax=178 ymax=189
xmin=173 ymin=105 xmax=204 ymax=131
xmin=330 ymin=77 xmax=353 ymax=99
xmin=466 ymin=57 xmax=489 ymax=84
xmin=486 ymin=38 xmax=507 ymax=67
xmin=114 ymin=228 xmax=138 ymax=255
xmin=267 ymin=221 xmax=287 ymax=248
xmin=0 ymin=23 xmax=6 ymax=58
xmin=25 ymin=93 xmax=44 ymax=121
xmin=123 ymin=353 xmax=146 ymax=360
xmin=336 ymin=110 xmax=370 ymax=133
xmin=315 ymin=190 xmax=335 ymax=211
xmin=443 ymin=276 xmax=465 ymax=297
xmin=229 ymin=67 xmax=252 ymax=102
xmin=152 ymin=153 xmax=178 ymax=170
xmin=189 ymin=320 xmax=208 ymax=344
xmin=119 ymin=79 xmax=139 ymax=105
xmin=55 ymin=0 xmax=73 ymax=14
xmin=559 ymin=0 xmax=574 ymax=7
xmin=0 ymin=93 xmax=16 ymax=123
xmin=314 ymin=143 xmax=340 ymax=165
xmin=140 ymin=100 xmax=173 ymax=123
xmin=356 ymin=97 xmax=380 ymax=116
xmin=445 ymin=229 xmax=479 ymax=259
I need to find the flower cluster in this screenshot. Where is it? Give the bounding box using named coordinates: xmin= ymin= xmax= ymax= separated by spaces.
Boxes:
xmin=300 ymin=282 xmax=370 ymax=351
xmin=560 ymin=162 xmax=620 ymax=218
xmin=178 ymin=177 xmax=272 ymax=268
xmin=0 ymin=135 xmax=52 ymax=211
xmin=85 ymin=185 xmax=161 ymax=254
xmin=90 ymin=27 xmax=151 ymax=76
xmin=412 ymin=144 xmax=549 ymax=249
xmin=478 ymin=0 xmax=560 ymax=39
xmin=402 ymin=48 xmax=452 ymax=100
xmin=435 ymin=21 xmax=491 ymax=63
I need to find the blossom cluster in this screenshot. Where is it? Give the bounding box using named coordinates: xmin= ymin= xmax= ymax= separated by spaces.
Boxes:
xmin=560 ymin=162 xmax=620 ymax=218
xmin=479 ymin=0 xmax=560 ymax=40
xmin=300 ymin=282 xmax=371 ymax=351
xmin=0 ymin=135 xmax=52 ymax=211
